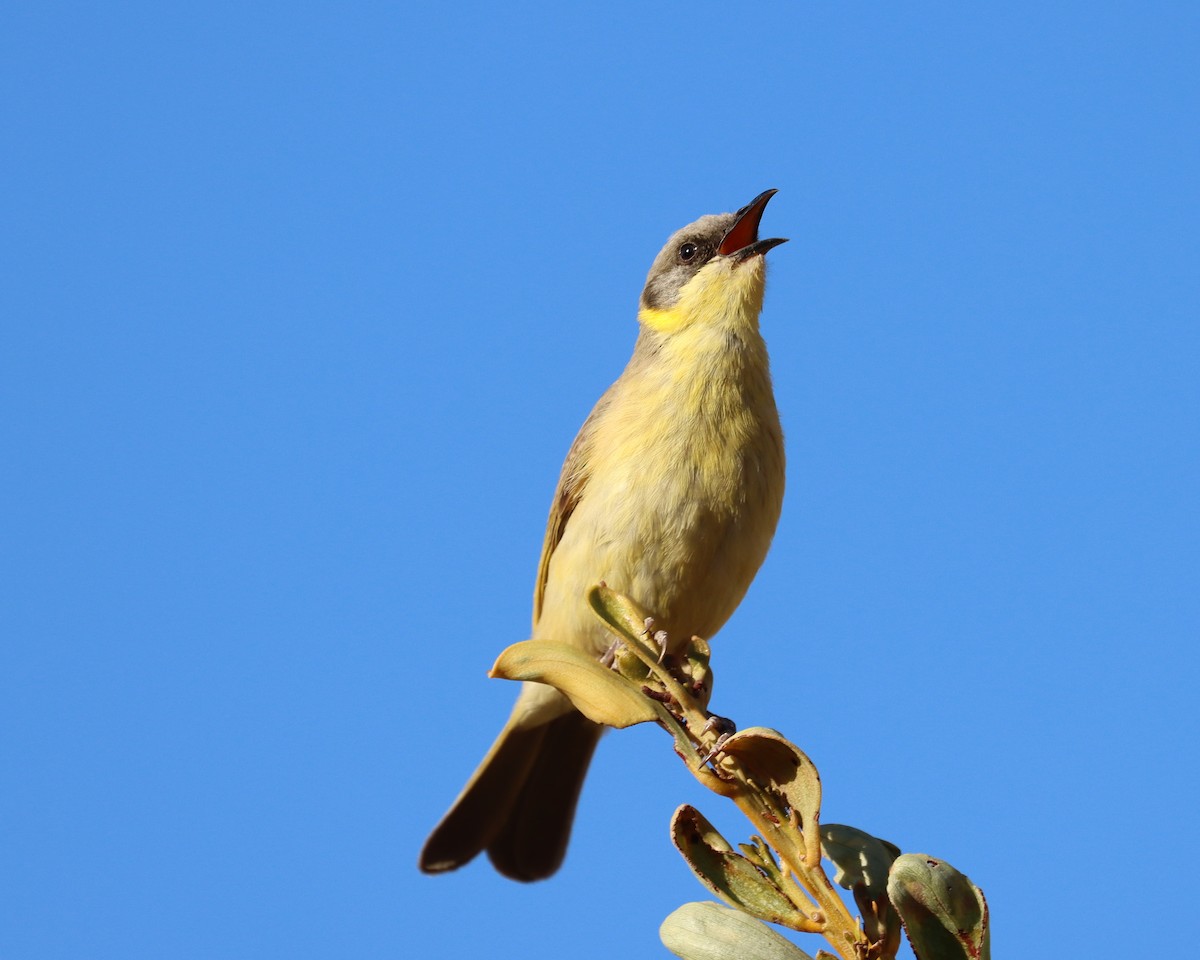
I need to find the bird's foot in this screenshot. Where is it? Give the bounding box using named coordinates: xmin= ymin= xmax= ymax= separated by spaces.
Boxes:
xmin=698 ymin=714 xmax=738 ymax=767
xmin=642 ymin=617 xmax=670 ymax=663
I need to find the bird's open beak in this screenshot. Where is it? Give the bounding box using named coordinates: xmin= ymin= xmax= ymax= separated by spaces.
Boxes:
xmin=718 ymin=188 xmax=788 ymax=261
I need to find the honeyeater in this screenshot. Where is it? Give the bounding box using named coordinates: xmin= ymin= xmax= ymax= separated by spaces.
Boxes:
xmin=420 ymin=189 xmax=787 ymax=881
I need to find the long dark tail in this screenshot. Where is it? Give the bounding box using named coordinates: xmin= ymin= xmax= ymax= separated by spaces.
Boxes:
xmin=419 ymin=710 xmax=602 ymax=882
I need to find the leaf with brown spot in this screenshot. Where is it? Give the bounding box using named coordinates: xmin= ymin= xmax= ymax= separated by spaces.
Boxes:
xmin=718 ymin=728 xmax=822 ymax=864
xmin=887 ymin=854 xmax=990 ymax=960
xmin=669 ymin=805 xmax=807 ymax=929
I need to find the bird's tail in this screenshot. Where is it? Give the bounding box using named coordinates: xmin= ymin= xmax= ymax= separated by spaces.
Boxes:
xmin=419 ymin=706 xmax=603 ymax=882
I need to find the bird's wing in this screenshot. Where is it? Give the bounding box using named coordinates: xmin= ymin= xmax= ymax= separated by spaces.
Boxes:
xmin=532 ymin=387 xmax=615 ymax=625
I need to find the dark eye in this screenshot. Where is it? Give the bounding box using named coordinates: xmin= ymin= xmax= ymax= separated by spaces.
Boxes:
xmin=678 ymin=242 xmax=699 ymax=262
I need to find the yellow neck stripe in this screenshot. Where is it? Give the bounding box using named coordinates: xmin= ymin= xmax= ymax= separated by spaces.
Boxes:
xmin=637 ymin=305 xmax=689 ymax=333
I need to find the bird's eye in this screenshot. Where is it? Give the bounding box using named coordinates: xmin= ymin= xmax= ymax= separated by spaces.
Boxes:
xmin=678 ymin=242 xmax=699 ymax=262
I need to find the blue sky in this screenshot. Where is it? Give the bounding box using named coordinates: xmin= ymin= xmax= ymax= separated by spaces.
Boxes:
xmin=4 ymin=3 xmax=1197 ymax=958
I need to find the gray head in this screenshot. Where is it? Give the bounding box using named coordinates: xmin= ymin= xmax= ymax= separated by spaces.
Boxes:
xmin=640 ymin=189 xmax=787 ymax=311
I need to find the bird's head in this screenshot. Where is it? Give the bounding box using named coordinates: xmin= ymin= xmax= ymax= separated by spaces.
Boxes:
xmin=637 ymin=189 xmax=787 ymax=335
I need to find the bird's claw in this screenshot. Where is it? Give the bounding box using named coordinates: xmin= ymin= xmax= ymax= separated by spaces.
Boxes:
xmin=698 ymin=714 xmax=737 ymax=766
xmin=653 ymin=630 xmax=669 ymax=663
xmin=642 ymin=618 xmax=670 ymax=663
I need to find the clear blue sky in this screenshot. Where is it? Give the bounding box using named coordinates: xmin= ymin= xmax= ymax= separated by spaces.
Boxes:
xmin=4 ymin=3 xmax=1197 ymax=958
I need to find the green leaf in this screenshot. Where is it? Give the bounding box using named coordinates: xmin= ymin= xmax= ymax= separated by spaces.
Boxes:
xmin=669 ymin=805 xmax=804 ymax=928
xmin=660 ymin=901 xmax=815 ymax=960
xmin=587 ymin=584 xmax=658 ymax=653
xmin=680 ymin=636 xmax=713 ymax=708
xmin=887 ymin=854 xmax=990 ymax=960
xmin=821 ymin=825 xmax=902 ymax=960
xmin=820 ymin=823 xmax=898 ymax=894
xmin=489 ymin=640 xmax=663 ymax=728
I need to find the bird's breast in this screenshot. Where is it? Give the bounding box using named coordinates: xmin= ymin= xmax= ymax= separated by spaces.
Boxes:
xmin=536 ymin=340 xmax=784 ymax=656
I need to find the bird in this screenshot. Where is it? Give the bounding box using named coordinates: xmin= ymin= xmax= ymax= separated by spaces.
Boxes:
xmin=420 ymin=189 xmax=787 ymax=882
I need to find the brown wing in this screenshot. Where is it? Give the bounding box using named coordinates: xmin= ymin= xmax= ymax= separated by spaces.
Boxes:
xmin=532 ymin=388 xmax=614 ymax=625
